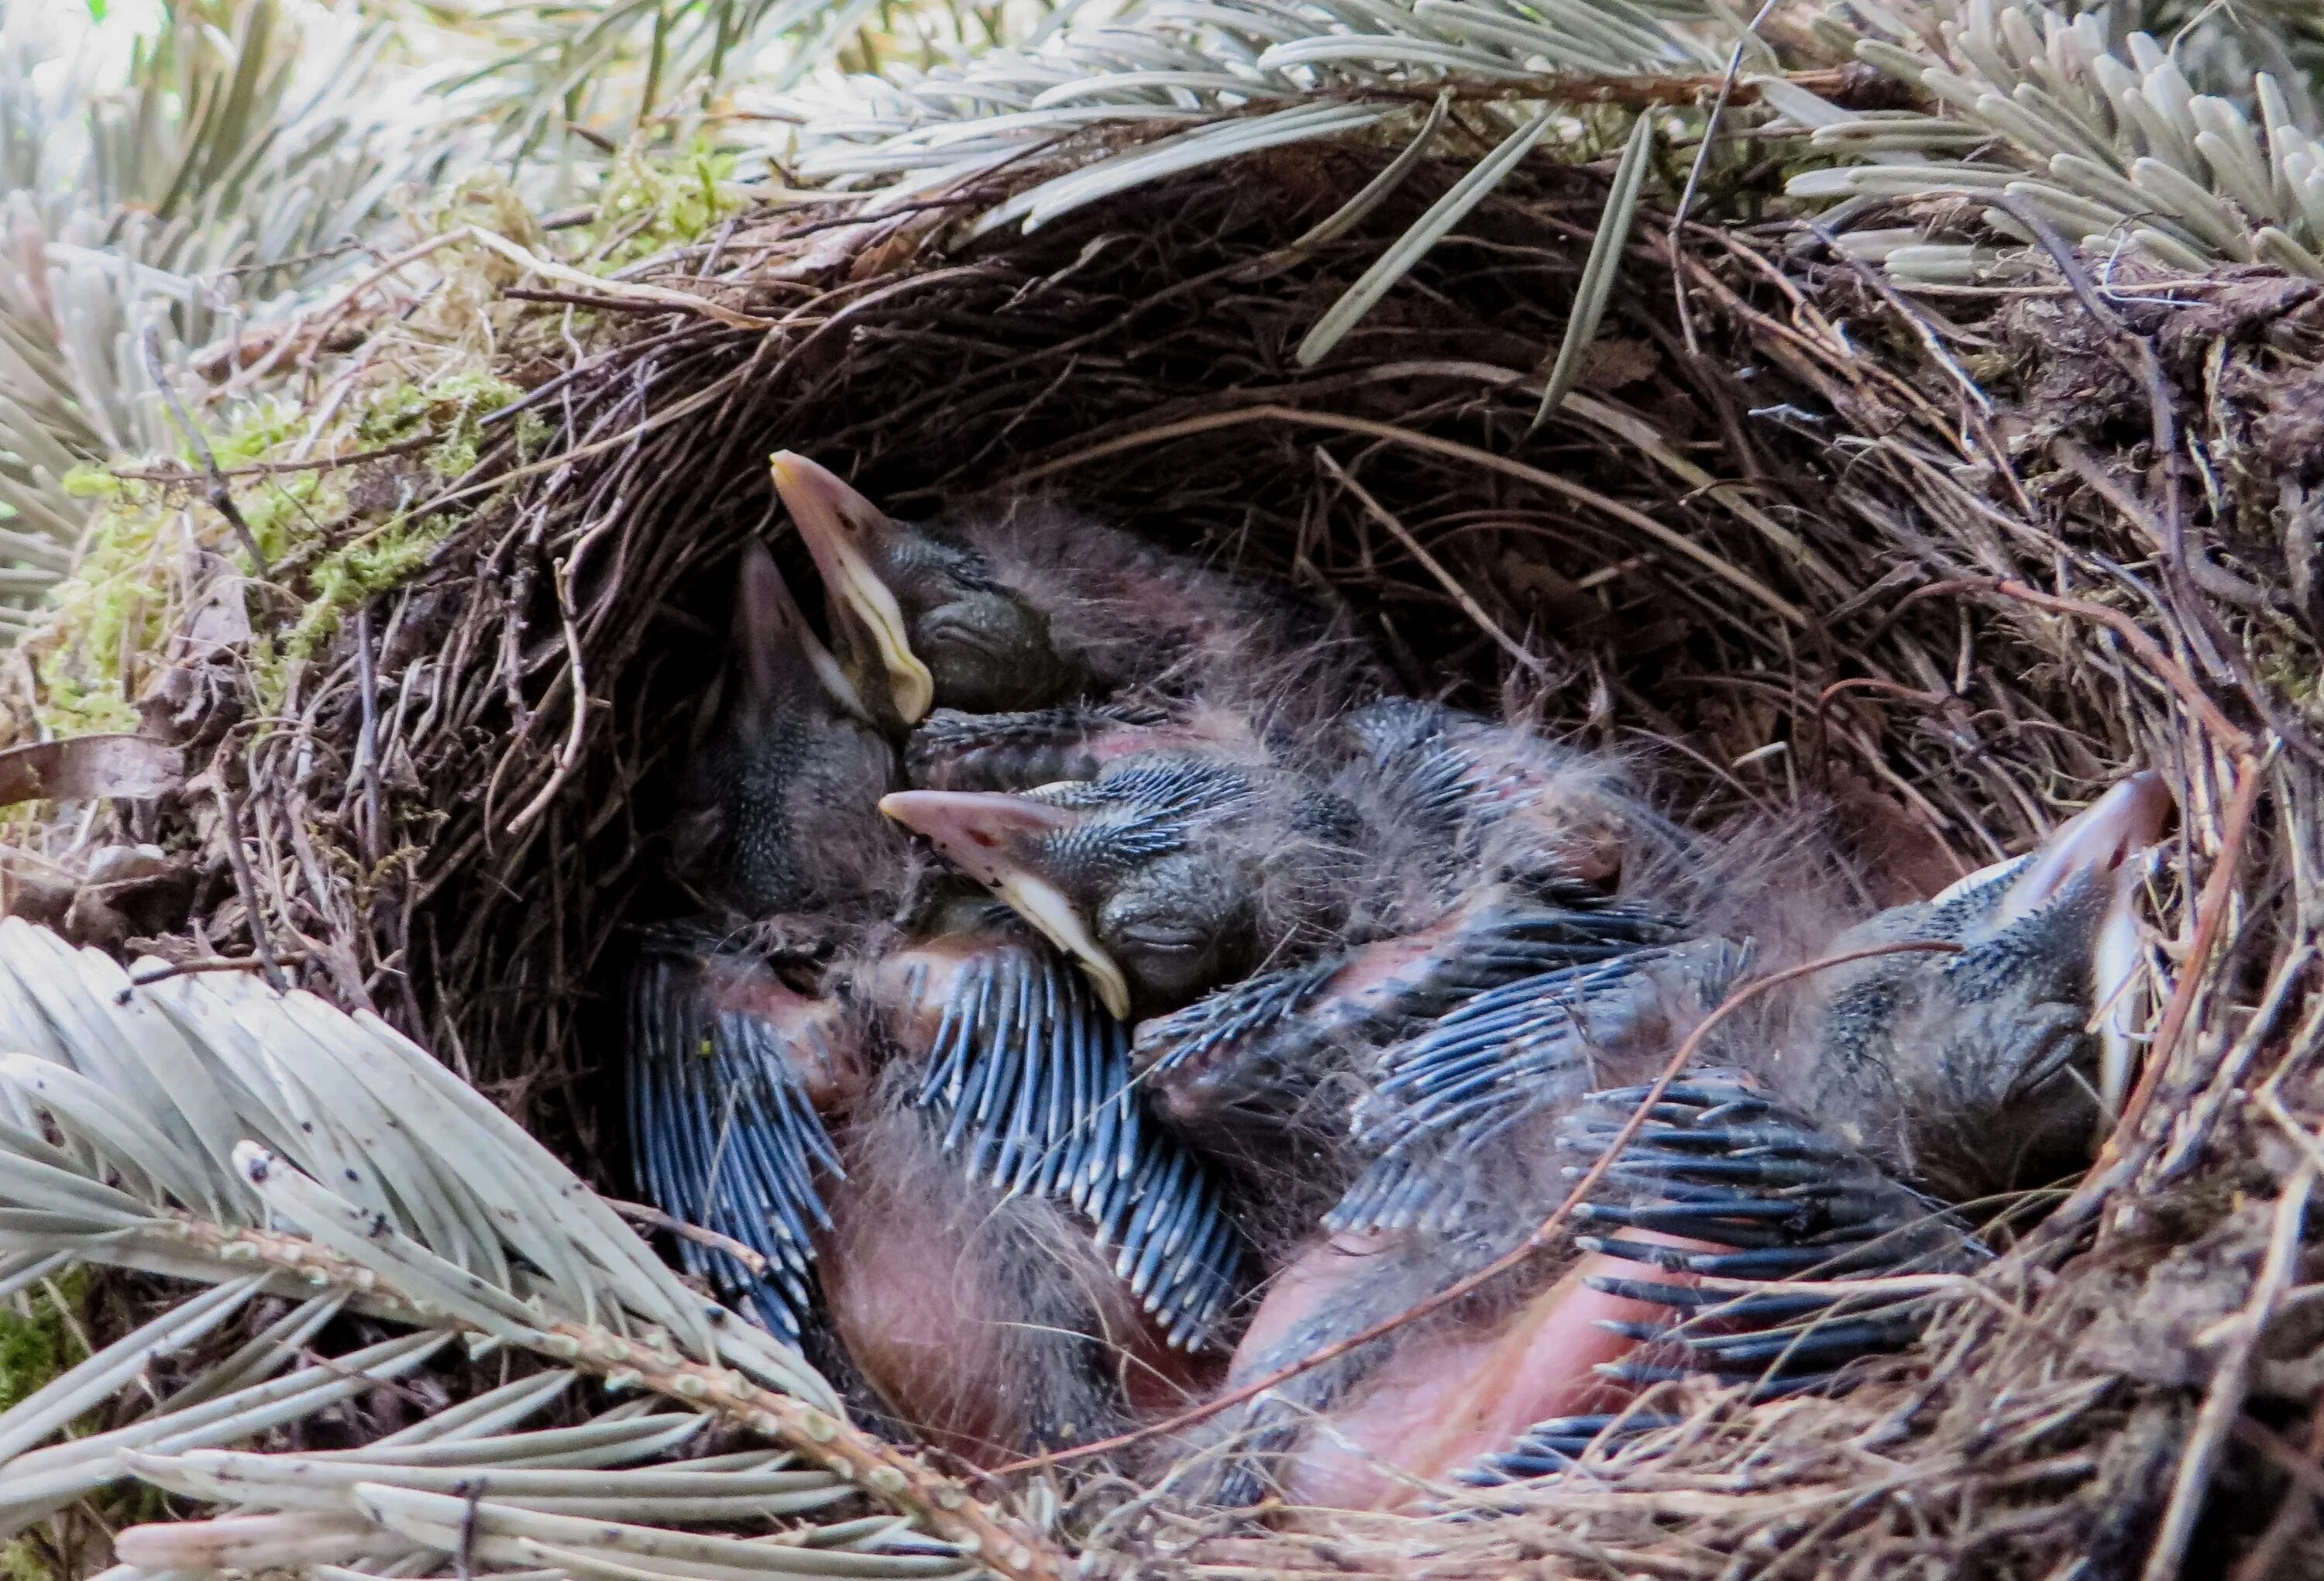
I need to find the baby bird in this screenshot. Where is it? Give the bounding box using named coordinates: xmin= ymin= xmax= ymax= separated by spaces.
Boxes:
xmin=1133 ymin=703 xmax=1672 ymax=1148
xmin=884 ymin=708 xmax=1670 ymax=1177
xmin=1185 ymin=772 xmax=2171 ymax=1510
xmin=816 ymin=908 xmax=1239 ymax=1462
xmin=768 ymin=451 xmax=1367 ymax=772
xmin=628 ymin=543 xmax=902 ymax=1334
xmin=879 ymin=748 xmax=1366 ymax=1022
xmin=628 ymin=542 xmax=1246 ymax=1447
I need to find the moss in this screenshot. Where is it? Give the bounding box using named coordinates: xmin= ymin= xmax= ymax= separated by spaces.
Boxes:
xmin=356 ymin=368 xmax=522 ymax=479
xmin=514 ymin=409 xmax=556 ymax=464
xmin=27 ymin=370 xmax=523 ymax=734
xmin=586 ymin=137 xmax=747 ymax=268
xmin=0 ymin=1538 xmax=52 ymax=1581
xmin=0 ymin=1270 xmax=116 ymax=1581
xmin=15 ymin=145 xmax=740 ymax=743
xmin=34 ymin=479 xmax=170 ymax=737
xmin=278 ymin=509 xmax=462 ymax=668
xmin=0 ymin=1269 xmax=83 ymax=1414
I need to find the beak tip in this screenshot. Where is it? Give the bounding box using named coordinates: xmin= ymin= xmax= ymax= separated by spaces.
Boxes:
xmin=878 ymin=790 xmax=947 ymax=833
xmin=1091 ymin=968 xmax=1132 ymax=1021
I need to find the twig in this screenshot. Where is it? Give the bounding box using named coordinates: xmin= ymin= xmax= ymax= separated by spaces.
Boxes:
xmin=505 ymin=522 xmax=605 ymax=836
xmin=456 ymin=1481 xmax=483 ymax=1581
xmin=1900 ymin=578 xmax=2252 ymax=753
xmin=212 ymin=789 xmax=287 ymax=993
xmin=353 ymin=604 xmax=385 ymax=865
xmin=2054 ymin=437 xmax=2274 ymax=611
xmin=606 ymin=1198 xmax=770 ymax=1275
xmin=142 ymin=324 xmax=270 ymax=576
xmin=1315 ymin=449 xmax=1545 ymax=676
xmin=1667 ymin=1 xmax=1776 ymax=355
xmin=116 ymin=953 xmax=312 ymax=1003
xmin=501 ymin=288 xmax=696 ymax=314
xmin=460 ymin=225 xmax=777 ymax=332
xmin=1995 ymin=197 xmax=2277 ymax=616
xmin=107 ymin=431 xmax=442 ymax=482
xmin=2142 ymin=1163 xmax=2314 ymax=1581
xmin=2159 ymin=942 xmax=2315 ymax=1180
xmin=2102 ymin=748 xmax=2265 ymax=1160
xmin=985 ymin=939 xmax=1963 ymax=1476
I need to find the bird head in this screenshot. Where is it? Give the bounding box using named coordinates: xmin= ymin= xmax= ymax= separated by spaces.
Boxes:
xmin=879 ymin=754 xmax=1342 ymax=1018
xmin=1808 ymin=772 xmax=2173 ymax=1200
xmin=679 ymin=542 xmax=902 ymax=917
xmin=724 ymin=538 xmax=868 ymax=733
xmin=769 ymin=452 xmax=1072 ymax=727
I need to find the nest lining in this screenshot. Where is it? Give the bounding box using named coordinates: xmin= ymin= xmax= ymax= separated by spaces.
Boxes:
xmin=18 ymin=141 xmax=2324 ymax=1575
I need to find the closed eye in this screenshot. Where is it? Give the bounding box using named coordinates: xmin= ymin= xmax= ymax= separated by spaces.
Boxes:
xmin=1116 ymin=923 xmax=1207 ymax=954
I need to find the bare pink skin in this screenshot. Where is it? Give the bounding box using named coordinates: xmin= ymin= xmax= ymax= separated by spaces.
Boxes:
xmin=820 ymin=1175 xmax=1017 ymax=1464
xmin=866 ymin=936 xmax=989 ymax=1050
xmin=1228 ymin=1231 xmax=1709 ymax=1511
xmin=699 ymin=955 xmax=865 ymax=1111
xmin=1445 ymin=731 xmax=1630 ymax=885
xmin=816 ymin=1139 xmax=1213 ymax=1465
xmin=816 ymin=936 xmax=1213 ymax=1463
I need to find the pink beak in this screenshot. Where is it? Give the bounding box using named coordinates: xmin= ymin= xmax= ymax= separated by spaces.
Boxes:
xmin=769 ymin=452 xmax=935 ymax=723
xmin=879 ymin=789 xmax=1134 ymax=1019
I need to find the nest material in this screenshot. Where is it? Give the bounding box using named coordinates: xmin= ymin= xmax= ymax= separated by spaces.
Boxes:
xmin=29 ymin=141 xmax=2324 ymax=1576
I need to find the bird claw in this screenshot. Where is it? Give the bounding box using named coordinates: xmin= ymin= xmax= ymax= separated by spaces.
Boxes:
xmin=914 ymin=940 xmax=1244 ymax=1350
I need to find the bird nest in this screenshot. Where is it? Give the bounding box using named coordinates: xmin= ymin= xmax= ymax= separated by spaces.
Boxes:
xmin=12 ymin=139 xmax=2324 ymax=1577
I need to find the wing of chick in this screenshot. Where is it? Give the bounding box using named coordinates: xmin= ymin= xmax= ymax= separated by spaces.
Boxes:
xmin=627 ymin=934 xmax=860 ymax=1338
xmin=813 ymin=913 xmax=1246 ymax=1460
xmin=820 ymin=1074 xmax=1220 ymax=1465
xmin=855 ymin=911 xmax=1246 ymax=1353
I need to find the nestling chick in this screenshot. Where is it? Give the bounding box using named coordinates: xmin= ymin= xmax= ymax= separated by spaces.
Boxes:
xmin=627 ymin=543 xmax=901 ymax=1335
xmin=880 ymin=749 xmax=1366 ymax=1019
xmin=666 ymin=541 xmax=909 ymax=921
xmin=630 ymin=545 xmax=1246 ymax=1395
xmin=768 ymin=450 xmax=1363 ymax=741
xmin=815 ymin=909 xmax=1238 ymax=1463
xmin=1133 ymin=703 xmax=1671 ymax=1162
xmin=1187 ymin=773 xmax=2171 ymax=1511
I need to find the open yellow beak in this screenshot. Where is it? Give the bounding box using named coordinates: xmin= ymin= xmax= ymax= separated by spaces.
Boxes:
xmin=770 ymin=452 xmax=936 ymax=725
xmin=878 ymin=789 xmax=1134 ymax=1019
